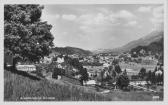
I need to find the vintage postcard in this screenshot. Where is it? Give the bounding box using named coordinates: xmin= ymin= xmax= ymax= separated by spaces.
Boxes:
xmin=1 ymin=0 xmax=168 ymax=103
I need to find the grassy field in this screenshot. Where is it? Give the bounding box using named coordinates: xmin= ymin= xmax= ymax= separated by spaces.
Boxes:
xmin=4 ymin=69 xmax=163 ymax=101
xmin=105 ymin=91 xmax=163 ymax=101
xmin=4 ymin=69 xmax=110 ymax=101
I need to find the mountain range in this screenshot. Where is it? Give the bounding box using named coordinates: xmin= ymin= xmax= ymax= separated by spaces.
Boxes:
xmin=93 ymin=30 xmax=163 ymax=54
xmin=52 ymin=30 xmax=163 ymax=56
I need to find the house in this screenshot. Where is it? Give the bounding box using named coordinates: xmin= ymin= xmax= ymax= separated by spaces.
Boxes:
xmin=74 ymin=74 xmax=81 ymax=79
xmin=57 ymin=57 xmax=64 ymax=64
xmin=103 ymin=63 xmax=110 ymax=68
xmin=16 ymin=64 xmax=36 ymax=72
xmin=84 ymin=80 xmax=96 ymax=86
xmin=155 ymin=70 xmax=163 ymax=76
xmin=72 ymin=68 xmax=78 ymax=72
xmin=43 ymin=56 xmax=52 ymax=64
xmin=140 ymin=49 xmax=145 ymax=55
xmin=57 ymin=64 xmax=63 ymax=69
xmin=130 ymin=80 xmax=147 ymax=86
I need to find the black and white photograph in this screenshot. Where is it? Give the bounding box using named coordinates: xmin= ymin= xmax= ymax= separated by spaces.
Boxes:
xmin=2 ymin=0 xmax=167 ymax=102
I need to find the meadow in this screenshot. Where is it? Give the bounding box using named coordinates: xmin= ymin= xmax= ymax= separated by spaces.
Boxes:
xmin=4 ymin=69 xmax=110 ymax=101
xmin=4 ymin=68 xmax=163 ymax=101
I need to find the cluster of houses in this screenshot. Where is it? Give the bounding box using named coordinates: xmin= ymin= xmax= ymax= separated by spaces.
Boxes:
xmin=80 ymin=52 xmax=163 ymax=88
xmin=6 ymin=47 xmax=162 ymax=91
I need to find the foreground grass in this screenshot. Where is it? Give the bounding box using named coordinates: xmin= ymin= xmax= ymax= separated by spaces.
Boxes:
xmin=105 ymin=91 xmax=163 ymax=101
xmin=4 ymin=69 xmax=110 ymax=101
xmin=4 ymin=69 xmax=163 ymax=101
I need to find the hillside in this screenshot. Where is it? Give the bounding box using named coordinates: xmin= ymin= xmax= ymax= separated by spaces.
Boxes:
xmin=131 ymin=37 xmax=163 ymax=54
xmin=119 ymin=31 xmax=163 ymax=52
xmin=52 ymin=46 xmax=92 ymax=56
xmin=94 ymin=31 xmax=163 ymax=54
xmin=4 ymin=69 xmax=163 ymax=101
xmin=4 ymin=69 xmax=109 ymax=101
xmin=130 ymin=37 xmax=163 ymax=63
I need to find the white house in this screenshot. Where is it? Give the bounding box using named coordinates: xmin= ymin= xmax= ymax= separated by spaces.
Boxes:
xmin=57 ymin=57 xmax=64 ymax=64
xmin=103 ymin=63 xmax=110 ymax=68
xmin=16 ymin=64 xmax=36 ymax=72
xmin=155 ymin=70 xmax=163 ymax=76
xmin=130 ymin=80 xmax=147 ymax=86
xmin=43 ymin=56 xmax=52 ymax=64
xmin=84 ymin=80 xmax=96 ymax=85
xmin=57 ymin=64 xmax=63 ymax=69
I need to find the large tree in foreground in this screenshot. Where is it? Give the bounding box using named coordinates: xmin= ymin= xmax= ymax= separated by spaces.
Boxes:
xmin=4 ymin=5 xmax=54 ymax=62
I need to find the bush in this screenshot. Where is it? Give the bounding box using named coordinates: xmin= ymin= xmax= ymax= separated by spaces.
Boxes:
xmin=116 ymin=74 xmax=130 ymax=90
xmin=52 ymin=68 xmax=65 ymax=79
xmin=138 ymin=67 xmax=146 ymax=79
xmin=35 ymin=64 xmax=49 ymax=77
xmin=36 ymin=62 xmax=66 ymax=78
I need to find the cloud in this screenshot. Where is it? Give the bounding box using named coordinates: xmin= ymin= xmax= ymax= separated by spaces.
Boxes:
xmin=98 ymin=8 xmax=110 ymax=14
xmin=138 ymin=6 xmax=151 ymax=12
xmin=152 ymin=6 xmax=163 ymax=18
xmin=62 ymin=14 xmax=77 ymax=21
xmin=55 ymin=14 xmax=61 ymax=19
xmin=78 ymin=10 xmax=136 ymax=26
xmin=115 ymin=10 xmax=136 ymax=20
xmin=77 ymin=10 xmax=137 ymax=35
xmin=78 ymin=13 xmax=109 ymax=25
xmin=126 ymin=21 xmax=137 ymax=26
xmin=94 ymin=13 xmax=108 ymax=24
xmin=150 ymin=6 xmax=163 ymax=30
xmin=41 ymin=14 xmax=60 ymax=22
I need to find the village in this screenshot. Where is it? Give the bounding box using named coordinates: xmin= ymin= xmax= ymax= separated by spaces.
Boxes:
xmin=5 ymin=47 xmax=163 ymax=96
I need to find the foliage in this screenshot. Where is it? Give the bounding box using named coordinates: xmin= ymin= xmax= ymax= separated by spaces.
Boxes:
xmin=80 ymin=68 xmax=88 ymax=81
xmin=36 ymin=56 xmax=88 ymax=82
xmin=130 ymin=38 xmax=163 ymax=58
xmin=64 ymin=57 xmax=89 ymax=81
xmin=115 ymin=64 xmax=122 ymax=74
xmin=146 ymin=70 xmax=152 ymax=83
xmin=52 ymin=68 xmax=65 ymax=79
xmin=146 ymin=67 xmax=163 ymax=85
xmin=116 ymin=74 xmax=130 ymax=90
xmin=4 ymin=5 xmax=54 ymax=62
xmin=138 ymin=67 xmax=146 ymax=79
xmin=52 ymin=46 xmax=92 ymax=56
xmin=35 ymin=62 xmax=66 ymax=78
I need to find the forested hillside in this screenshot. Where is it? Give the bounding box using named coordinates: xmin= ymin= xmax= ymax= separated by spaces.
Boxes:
xmin=52 ymin=46 xmax=92 ymax=56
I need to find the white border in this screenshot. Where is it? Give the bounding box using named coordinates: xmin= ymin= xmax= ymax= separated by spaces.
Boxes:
xmin=0 ymin=0 xmax=165 ymax=4
xmin=0 ymin=0 xmax=167 ymax=105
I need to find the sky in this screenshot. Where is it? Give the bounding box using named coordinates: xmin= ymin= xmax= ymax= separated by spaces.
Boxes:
xmin=41 ymin=4 xmax=164 ymax=50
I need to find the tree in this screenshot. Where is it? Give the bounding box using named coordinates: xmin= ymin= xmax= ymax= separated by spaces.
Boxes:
xmin=116 ymin=74 xmax=130 ymax=90
xmin=80 ymin=68 xmax=88 ymax=80
xmin=123 ymin=69 xmax=127 ymax=75
xmin=52 ymin=68 xmax=65 ymax=79
xmin=115 ymin=64 xmax=122 ymax=74
xmin=151 ymin=71 xmax=156 ymax=84
xmin=4 ymin=5 xmax=54 ymax=62
xmin=138 ymin=67 xmax=146 ymax=79
xmin=146 ymin=70 xmax=152 ymax=84
xmin=64 ymin=56 xmax=89 ymax=85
